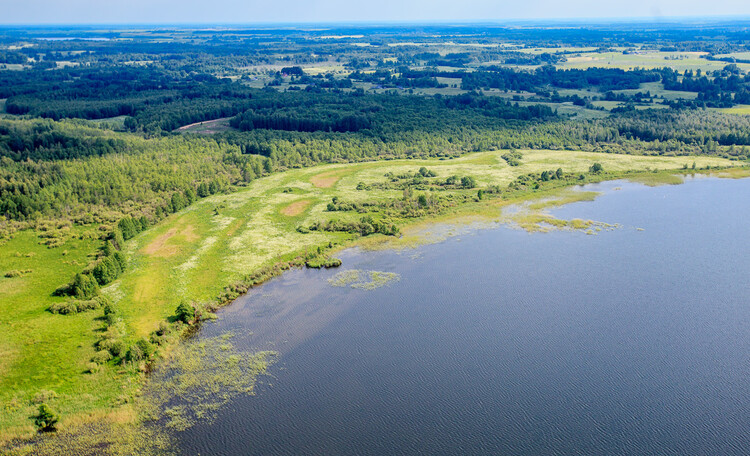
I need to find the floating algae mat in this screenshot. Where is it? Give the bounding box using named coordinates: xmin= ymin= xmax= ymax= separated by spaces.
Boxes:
xmin=328 ymin=269 xmax=401 ymax=290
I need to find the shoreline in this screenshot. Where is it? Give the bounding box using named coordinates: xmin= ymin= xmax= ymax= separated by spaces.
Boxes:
xmin=2 ymin=164 xmax=748 ymax=452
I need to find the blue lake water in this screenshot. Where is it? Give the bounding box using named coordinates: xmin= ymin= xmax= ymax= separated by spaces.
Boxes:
xmin=175 ymin=176 xmax=750 ymax=456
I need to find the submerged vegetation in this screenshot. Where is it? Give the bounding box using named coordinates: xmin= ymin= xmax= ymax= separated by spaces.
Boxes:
xmin=328 ymin=269 xmax=402 ymax=290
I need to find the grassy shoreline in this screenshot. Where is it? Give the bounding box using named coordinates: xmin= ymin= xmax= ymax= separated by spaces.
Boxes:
xmin=1 ymin=148 xmax=746 ymax=452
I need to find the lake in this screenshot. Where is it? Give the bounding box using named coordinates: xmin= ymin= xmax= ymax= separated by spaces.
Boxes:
xmin=168 ymin=176 xmax=750 ymax=455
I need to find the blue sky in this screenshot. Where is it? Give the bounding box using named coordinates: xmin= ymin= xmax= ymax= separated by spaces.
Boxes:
xmin=1 ymin=0 xmax=748 ymax=24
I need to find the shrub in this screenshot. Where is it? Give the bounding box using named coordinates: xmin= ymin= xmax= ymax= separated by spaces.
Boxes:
xmin=124 ymin=344 xmax=145 ymax=363
xmin=112 ymin=227 xmax=125 ymax=250
xmin=103 ymin=241 xmax=116 ymax=256
xmin=91 ymin=350 xmax=112 ymax=364
xmin=49 ymin=295 xmax=110 ymax=315
xmin=117 ymin=217 xmax=138 ymax=240
xmin=124 ymin=339 xmax=154 ymax=364
xmin=136 ymin=338 xmax=155 ymax=358
xmin=4 ymin=269 xmax=31 ymax=278
xmin=113 ymin=251 xmax=127 ymax=271
xmin=34 ymin=404 xmax=59 ymax=432
xmin=103 ymin=302 xmax=118 ymax=326
xmin=48 ymin=301 xmax=77 ymax=315
xmin=175 ymin=301 xmax=195 ymax=324
xmin=98 ymin=338 xmax=125 ymax=358
xmin=461 ymin=176 xmax=477 ymax=189
xmin=72 ymin=273 xmax=99 ymax=300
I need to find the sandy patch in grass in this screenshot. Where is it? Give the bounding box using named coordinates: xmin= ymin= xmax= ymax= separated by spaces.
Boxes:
xmin=311 ymin=171 xmax=344 ymax=188
xmin=141 ymin=225 xmax=198 ymax=258
xmin=280 ymin=199 xmax=312 ymax=216
xmin=142 ymin=228 xmax=177 ymax=256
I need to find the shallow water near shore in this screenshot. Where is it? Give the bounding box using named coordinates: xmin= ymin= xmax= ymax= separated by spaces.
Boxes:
xmin=167 ymin=176 xmax=750 ymax=455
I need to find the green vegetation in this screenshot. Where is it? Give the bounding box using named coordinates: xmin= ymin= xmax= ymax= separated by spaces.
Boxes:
xmin=33 ymin=404 xmax=59 ymax=433
xmin=328 ymin=269 xmax=401 ymax=289
xmin=2 ymin=21 xmax=750 ymax=454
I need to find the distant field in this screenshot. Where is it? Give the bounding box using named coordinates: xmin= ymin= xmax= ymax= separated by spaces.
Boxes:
xmin=557 ymin=51 xmax=750 ymax=72
xmin=0 ymin=64 xmax=26 ymax=71
xmin=711 ymin=105 xmax=750 ymax=115
xmin=175 ymin=117 xmax=236 ymax=134
xmin=556 ymin=88 xmax=600 ymax=98
xmin=516 ymin=101 xmax=609 ymax=119
xmin=612 ymin=81 xmax=698 ymax=100
xmin=713 ymin=52 xmax=750 ymax=61
xmin=435 ymin=76 xmax=462 ymax=86
xmin=84 ymin=115 xmax=129 ymax=129
xmin=518 ymin=46 xmax=600 ymax=55
xmin=589 ymin=100 xmax=622 ymax=110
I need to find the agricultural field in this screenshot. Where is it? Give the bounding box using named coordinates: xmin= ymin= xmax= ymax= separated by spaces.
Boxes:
xmin=558 ymin=50 xmax=750 ymax=72
xmin=611 ymin=81 xmax=699 ymax=100
xmin=712 ymin=104 xmax=750 ymax=115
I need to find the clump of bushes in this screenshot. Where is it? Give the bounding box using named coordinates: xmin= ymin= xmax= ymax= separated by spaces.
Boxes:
xmin=501 ymin=149 xmax=523 ymax=166
xmin=124 ymin=338 xmax=156 ymax=363
xmin=4 ymin=269 xmax=31 ymax=278
xmin=48 ymin=295 xmax=111 ymax=315
xmin=308 ymin=216 xmax=399 ymax=237
xmin=92 ymin=250 xmax=127 ymax=286
xmin=53 ymin=215 xmax=141 ymax=310
xmin=306 ymin=256 xmax=343 ymax=269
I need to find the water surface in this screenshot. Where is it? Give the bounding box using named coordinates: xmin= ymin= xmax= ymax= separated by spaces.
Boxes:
xmin=174 ymin=177 xmax=750 ymax=456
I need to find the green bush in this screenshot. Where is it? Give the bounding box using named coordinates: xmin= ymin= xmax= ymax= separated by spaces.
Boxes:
xmin=124 ymin=344 xmax=144 ymax=363
xmin=97 ymin=338 xmax=125 ymax=358
xmin=175 ymin=301 xmax=195 ymax=324
xmin=461 ymin=176 xmax=477 ymax=189
xmin=33 ymin=404 xmax=59 ymax=432
xmin=49 ymin=295 xmax=110 ymax=315
xmin=48 ymin=301 xmax=77 ymax=315
xmin=72 ymin=273 xmax=99 ymax=300
xmin=124 ymin=339 xmax=154 ymax=363
xmin=91 ymin=350 xmax=112 ymax=364
xmin=113 ymin=251 xmax=127 ymax=271
xmin=4 ymin=269 xmax=31 ymax=278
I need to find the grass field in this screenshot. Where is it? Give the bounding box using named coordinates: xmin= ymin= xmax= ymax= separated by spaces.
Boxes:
xmin=711 ymin=104 xmax=750 ymax=115
xmin=0 ymin=148 xmax=741 ymax=442
xmin=611 ymin=81 xmax=698 ymax=100
xmin=713 ymin=52 xmax=750 ymax=61
xmin=557 ymin=51 xmax=750 ymax=72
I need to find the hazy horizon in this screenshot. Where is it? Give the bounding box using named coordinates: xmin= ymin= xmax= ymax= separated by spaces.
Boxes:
xmin=2 ymin=0 xmax=748 ymax=26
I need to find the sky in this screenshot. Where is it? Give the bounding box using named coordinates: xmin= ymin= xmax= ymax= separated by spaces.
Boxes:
xmin=1 ymin=0 xmax=748 ymax=24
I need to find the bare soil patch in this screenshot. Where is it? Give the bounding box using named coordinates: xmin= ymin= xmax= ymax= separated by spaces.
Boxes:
xmin=281 ymin=200 xmax=312 ymax=216
xmin=311 ymin=171 xmax=343 ymax=188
